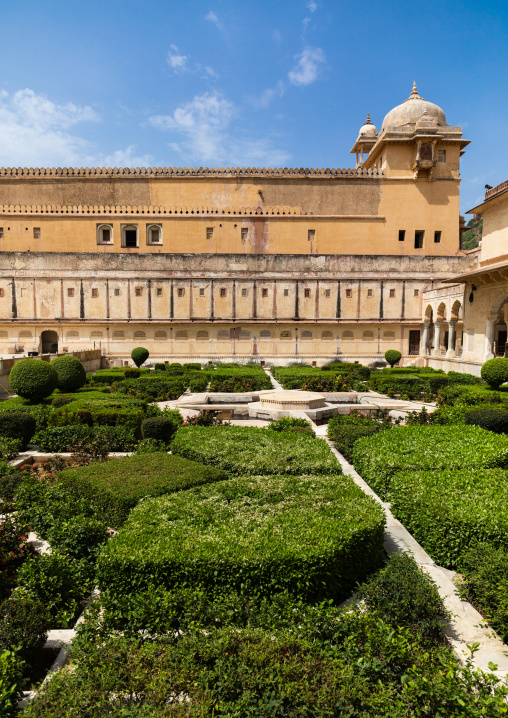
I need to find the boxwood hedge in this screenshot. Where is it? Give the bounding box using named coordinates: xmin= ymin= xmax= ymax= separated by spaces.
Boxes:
xmin=97 ymin=473 xmax=385 ymax=601
xmin=59 ymin=452 xmax=227 ymax=529
xmin=389 ymin=468 xmax=508 ymax=568
xmin=171 ymin=425 xmax=341 ymax=476
xmin=352 ymin=425 xmax=508 ymax=499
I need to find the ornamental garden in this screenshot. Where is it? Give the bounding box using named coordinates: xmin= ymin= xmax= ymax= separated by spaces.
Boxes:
xmin=2 ymin=350 xmax=508 ymax=715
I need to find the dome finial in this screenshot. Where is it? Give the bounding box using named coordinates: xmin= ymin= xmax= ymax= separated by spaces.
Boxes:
xmin=405 ymin=81 xmax=425 ymax=103
xmin=365 ymin=112 xmax=372 ymax=124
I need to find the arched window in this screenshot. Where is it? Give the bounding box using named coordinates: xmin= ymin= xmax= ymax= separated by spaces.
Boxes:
xmin=155 ymin=330 xmax=167 ymax=339
xmin=280 ymin=330 xmax=292 ymax=339
xmin=113 ymin=331 xmax=125 ymax=339
xmin=321 ymin=331 xmax=333 ymax=339
xmin=0 ymin=331 xmax=7 ymax=338
xmin=134 ymin=331 xmax=146 ymax=339
xmin=239 ymin=330 xmax=251 ymax=339
xmin=66 ymin=331 xmax=79 ymax=338
xmin=342 ymin=331 xmax=354 ymax=339
xmin=217 ymin=330 xmax=229 ymax=339
xmin=146 ymin=224 xmax=162 ymax=245
xmin=383 ymin=331 xmax=395 ymax=339
xmin=363 ymin=331 xmax=374 ymax=340
xmin=197 ymin=331 xmax=209 ymax=339
xmin=260 ymin=330 xmax=271 ymax=339
xmin=176 ymin=331 xmax=188 ymax=339
xmin=91 ymin=331 xmax=103 ymax=338
xmin=301 ymin=330 xmax=313 ymax=339
xmin=121 ymin=224 xmax=138 ymax=248
xmin=97 ymin=223 xmax=113 ymax=245
xmin=19 ymin=330 xmax=32 ymax=338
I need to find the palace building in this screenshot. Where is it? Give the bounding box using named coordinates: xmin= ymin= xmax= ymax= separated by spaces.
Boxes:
xmin=0 ymin=83 xmax=481 ymax=366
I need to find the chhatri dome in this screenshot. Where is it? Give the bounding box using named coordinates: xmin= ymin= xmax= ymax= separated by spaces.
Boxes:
xmin=358 ymin=112 xmax=377 ymax=136
xmin=382 ymin=82 xmax=448 ymax=130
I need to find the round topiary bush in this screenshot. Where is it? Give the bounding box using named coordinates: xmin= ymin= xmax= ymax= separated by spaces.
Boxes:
xmin=131 ymin=347 xmax=149 ymax=368
xmin=464 ymin=406 xmax=508 ymax=434
xmin=0 ymin=594 xmax=50 ymax=672
xmin=384 ymin=350 xmax=402 ymax=368
xmin=9 ymin=358 xmax=58 ymax=403
xmin=0 ymin=411 xmax=36 ymax=449
xmin=50 ymin=355 xmax=86 ymax=392
xmin=154 ymin=363 xmax=166 ymax=372
xmin=141 ymin=417 xmax=179 ymax=446
xmin=481 ymin=358 xmax=508 ymax=390
xmin=124 ymin=367 xmax=141 ymax=379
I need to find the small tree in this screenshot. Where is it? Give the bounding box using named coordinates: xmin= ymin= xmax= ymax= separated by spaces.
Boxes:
xmin=50 ymin=355 xmax=86 ymax=392
xmin=384 ymin=350 xmax=402 ymax=368
xmin=9 ymin=358 xmax=58 ymax=403
xmin=131 ymin=347 xmax=149 ymax=368
xmin=481 ymin=357 xmax=508 ymax=390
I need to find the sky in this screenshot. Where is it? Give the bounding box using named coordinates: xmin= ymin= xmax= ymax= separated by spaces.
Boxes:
xmin=0 ymin=0 xmax=507 ymax=213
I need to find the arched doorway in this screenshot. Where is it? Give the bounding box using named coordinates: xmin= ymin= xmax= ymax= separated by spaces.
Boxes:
xmin=41 ymin=330 xmax=58 ymax=354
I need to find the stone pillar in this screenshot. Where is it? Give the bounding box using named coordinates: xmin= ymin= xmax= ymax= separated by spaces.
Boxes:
xmin=484 ymin=318 xmax=495 ymax=360
xmin=446 ymin=320 xmax=457 ymax=357
xmin=433 ymin=321 xmax=442 ymax=356
xmin=422 ymin=322 xmax=430 ymax=355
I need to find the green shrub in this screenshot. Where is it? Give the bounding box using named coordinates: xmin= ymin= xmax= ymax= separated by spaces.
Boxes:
xmin=353 ymin=425 xmax=508 ymax=499
xmin=9 ymin=358 xmax=58 ymax=403
xmin=0 ymin=411 xmax=35 ymax=449
xmin=0 ymin=648 xmax=24 ymax=717
xmin=97 ymin=473 xmax=385 ymax=601
xmin=154 ymin=362 xmax=166 ymax=372
xmin=59 ymin=452 xmax=227 ymax=529
xmin=0 ymin=594 xmax=50 ymax=673
xmin=384 ymin=349 xmax=402 ymax=367
xmin=88 ymin=370 xmax=126 ymax=385
xmin=50 ymin=355 xmax=86 ymax=392
xmin=426 ymin=374 xmax=449 ymax=393
xmin=50 ymin=403 xmax=143 ymax=436
xmin=51 ymin=394 xmax=75 ymax=408
xmin=369 ymin=373 xmax=425 ymax=398
xmin=356 ymin=553 xmax=449 ymax=646
xmin=17 ymin=552 xmax=91 ymax=625
xmin=124 ymin=367 xmax=141 ymax=379
xmin=172 ymin=425 xmax=341 ymax=476
xmin=464 ymin=406 xmax=508 ymax=433
xmin=115 ymin=377 xmax=185 ymax=401
xmin=390 ymin=468 xmax=508 ymax=568
xmin=209 ymin=374 xmax=272 ymax=392
xmin=268 ymin=416 xmax=313 ymax=434
xmin=458 ymin=543 xmax=508 ymax=642
xmin=327 ymin=414 xmax=386 ymax=461
xmin=47 ymin=515 xmax=109 ymax=561
xmin=141 ymin=417 xmax=178 ymax=446
xmin=481 ymin=357 xmax=508 ymax=389
xmin=183 ymin=362 xmax=201 ymax=371
xmin=32 ymin=424 xmax=137 ymax=452
xmin=189 ymin=376 xmax=208 ymax=392
xmin=131 ymin=347 xmax=149 ymax=368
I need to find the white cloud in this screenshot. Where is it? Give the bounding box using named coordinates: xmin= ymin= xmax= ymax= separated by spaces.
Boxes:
xmin=288 ymin=46 xmax=325 ymax=86
xmin=100 ymin=145 xmax=153 ymax=167
xmin=248 ymin=81 xmax=285 ymax=109
xmin=0 ymin=88 xmax=98 ymax=166
xmin=306 ymin=0 xmax=318 ymax=12
xmin=205 ymin=10 xmax=223 ymax=30
xmin=167 ymin=44 xmax=189 ymax=72
xmin=149 ymin=92 xmax=290 ymax=166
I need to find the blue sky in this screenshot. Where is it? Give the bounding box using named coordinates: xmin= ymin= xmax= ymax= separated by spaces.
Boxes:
xmin=0 ymin=0 xmax=506 ymax=212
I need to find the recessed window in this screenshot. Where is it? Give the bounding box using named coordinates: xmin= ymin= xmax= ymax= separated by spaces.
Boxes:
xmin=197 ymin=330 xmax=209 ymax=339
xmin=389 ymin=289 xmax=395 ymax=298
xmin=33 ymin=227 xmax=41 ymax=239
xmin=114 ymin=288 xmax=120 ymax=296
xmin=206 ymin=227 xmax=214 ymax=239
xmin=122 ymin=224 xmax=138 ymax=248
xmin=260 ymin=330 xmax=271 ymax=338
xmin=67 ymin=288 xmax=74 ymax=297
xmin=241 ymin=288 xmax=248 ymax=297
xmin=239 ymin=330 xmax=251 ymax=339
xmin=284 ymin=289 xmax=289 ymax=297
xmin=324 ymin=289 xmax=331 ymax=298
xmin=113 ymin=331 xmax=125 ymax=339
xmin=199 ymin=288 xmax=205 ymax=296
xmin=398 ymin=230 xmax=405 ymax=242
xmin=304 ymin=288 xmax=311 ymax=298
xmin=363 ymin=331 xmax=374 ymax=339
xmin=220 ymin=288 xmax=226 ymax=297
xmin=0 ymin=228 xmax=3 ymax=239
xmin=434 ymin=231 xmax=441 ymax=244
xmin=308 ymin=229 xmax=315 ymax=242
xmin=414 ymin=289 xmax=420 ymax=297
xmin=217 ymin=330 xmax=229 ymax=339
xmin=176 ymin=330 xmax=188 ymax=339
xmin=322 ymin=331 xmax=333 ymax=339
xmin=147 ymin=224 xmax=162 ymax=245
xmin=262 ymin=288 xmax=268 ymax=297
xmin=437 ymin=150 xmax=446 ymax=163
xmin=346 ymin=289 xmax=352 ymax=298
xmin=156 ymin=288 xmax=163 ymax=297
xmin=281 ymin=330 xmax=292 ymax=338
xmin=177 ymin=288 xmax=185 ymax=297
xmin=91 ymin=331 xmax=103 ymax=338
xmin=0 ymin=289 xmax=4 ymax=297
xmin=135 ymin=287 xmax=142 ymax=297
xmin=97 ymin=223 xmax=113 ymax=245
xmin=134 ymin=331 xmax=146 ymax=339
xmin=241 ymin=228 xmax=248 ymax=241
xmin=301 ymin=330 xmax=313 ymax=339
xmin=155 ymin=330 xmax=167 ymax=339
xmin=414 ymin=231 xmax=424 ymax=249
xmin=91 ymin=288 xmax=99 ymax=298
xmin=367 ymin=289 xmax=373 ymax=297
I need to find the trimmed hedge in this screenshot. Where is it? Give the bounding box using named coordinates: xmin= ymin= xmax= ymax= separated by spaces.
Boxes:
xmin=59 ymin=452 xmax=227 ymax=528
xmin=9 ymin=358 xmax=58 ymax=402
xmin=389 ymin=468 xmax=508 ymax=568
xmin=481 ymin=357 xmax=508 ymax=389
xmin=50 ymin=355 xmax=86 ymax=392
xmin=141 ymin=417 xmax=179 ymax=445
xmin=97 ymin=473 xmax=385 ymax=600
xmin=50 ymin=403 xmax=143 ymax=436
xmin=32 ymin=424 xmax=138 ymax=452
xmin=352 ymin=425 xmax=508 ymax=499
xmin=0 ymin=411 xmax=36 ymax=449
xmin=327 ymin=414 xmax=386 ymax=461
xmin=464 ymin=406 xmax=508 ymax=433
xmin=115 ymin=377 xmax=185 ymax=401
xmin=172 ymin=425 xmax=341 ymax=476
